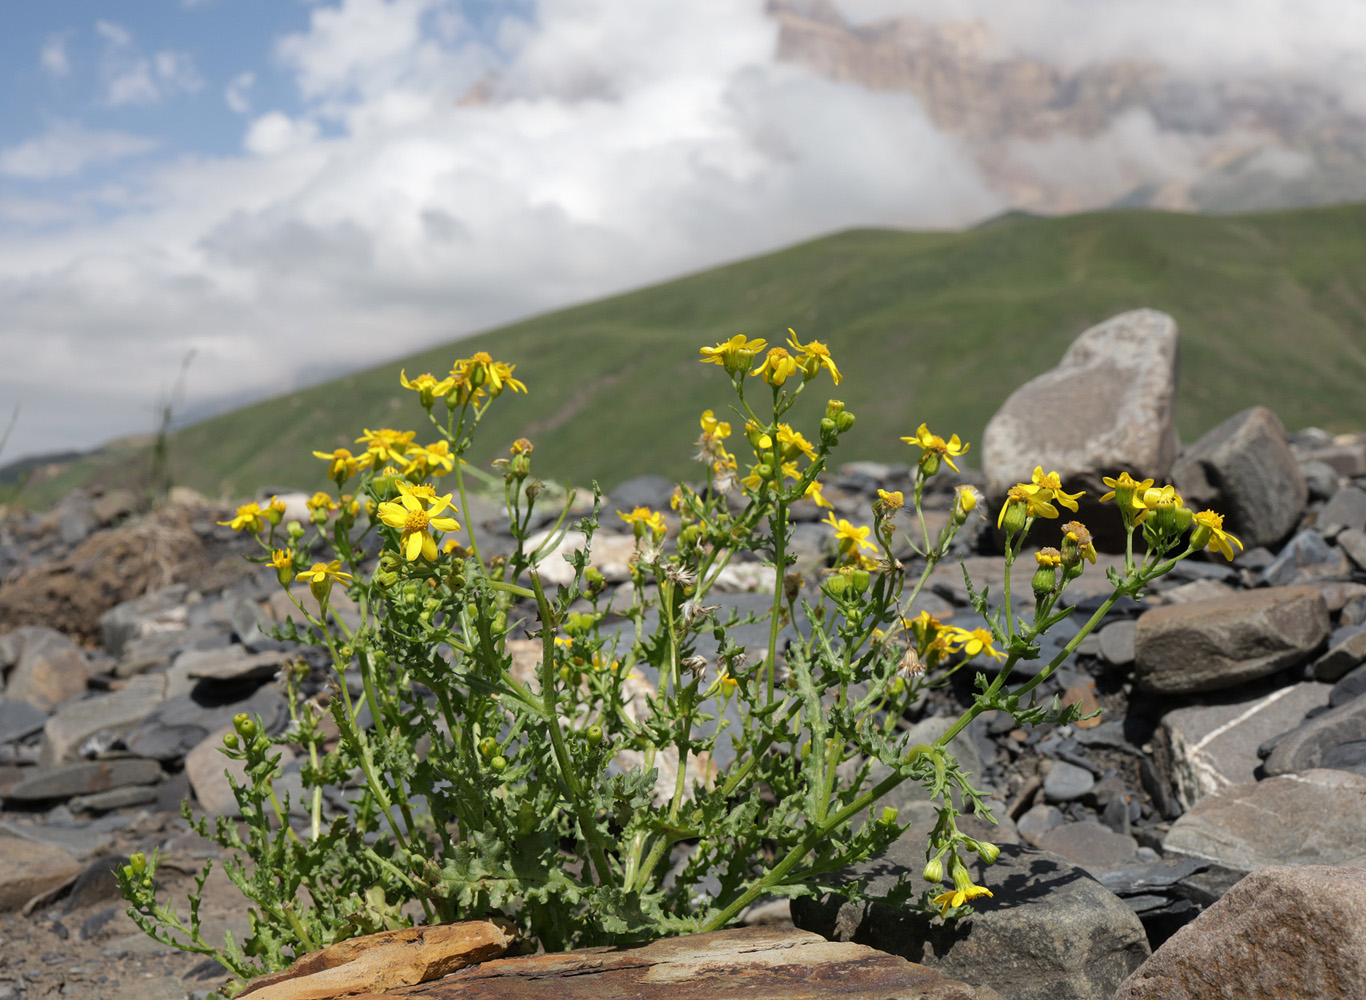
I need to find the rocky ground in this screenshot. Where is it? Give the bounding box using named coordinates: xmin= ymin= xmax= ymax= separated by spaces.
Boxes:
xmin=4 ymin=313 xmax=1366 ymax=999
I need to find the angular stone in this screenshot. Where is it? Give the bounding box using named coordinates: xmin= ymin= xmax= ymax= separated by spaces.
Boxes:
xmin=1260 ymin=530 xmax=1351 ymax=586
xmin=1016 ymin=803 xmax=1065 ymax=847
xmin=67 ymin=784 xmax=160 ymax=813
xmin=125 ymin=683 xmax=286 ymax=762
xmin=2 ymin=626 xmax=91 ymax=712
xmin=1264 ymin=694 xmax=1366 ymax=776
xmin=1116 ymin=866 xmax=1366 ymax=1000
xmin=1156 ymin=578 xmax=1235 ymax=605
xmin=178 ymin=646 xmax=287 ymax=684
xmin=1034 ymin=820 xmax=1138 ymax=875
xmin=40 ymin=673 xmax=167 ymax=767
xmin=1133 ymin=586 xmax=1329 ymax=694
xmin=982 ymin=310 xmax=1179 ymax=524
xmin=0 ymin=837 xmax=82 ymax=911
xmin=1339 ymin=527 xmax=1366 ymax=570
xmin=1171 ymin=406 xmax=1307 ymax=551
xmin=1318 ymin=485 xmax=1366 ymax=533
xmin=522 ymin=530 xmax=640 ymax=587
xmin=1164 ymin=770 xmax=1366 ymax=873
xmin=1332 ymin=663 xmax=1366 ymax=708
xmin=1295 ymin=438 xmax=1366 ymax=477
xmin=1099 ymin=620 xmax=1136 ymax=668
xmin=793 ymin=840 xmax=1149 ymax=1000
xmin=380 ymin=925 xmax=1000 ymax=1000
xmin=99 ymin=584 xmax=189 ymax=659
xmin=4 ymin=758 xmax=162 ymax=801
xmin=1322 ymin=740 xmax=1366 ymax=776
xmin=1159 ymin=681 xmax=1332 ymax=808
xmin=1043 ymin=761 xmax=1095 ymax=803
xmin=0 ymin=697 xmax=50 ymax=745
xmin=1312 ymin=629 xmax=1366 ymax=681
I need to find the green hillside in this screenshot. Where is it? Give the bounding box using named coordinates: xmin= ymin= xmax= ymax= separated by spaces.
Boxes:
xmin=24 ymin=204 xmax=1366 ymax=505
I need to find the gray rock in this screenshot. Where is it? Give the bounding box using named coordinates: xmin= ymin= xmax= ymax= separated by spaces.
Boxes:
xmin=1338 ymin=527 xmax=1366 ymax=570
xmin=1016 ymin=803 xmax=1066 ymax=846
xmin=1263 ymin=693 xmax=1366 ymax=776
xmin=1098 ymin=620 xmax=1136 ymax=669
xmin=1318 ymin=485 xmax=1366 ymax=533
xmin=0 ymin=837 xmax=82 ymax=912
xmin=1133 ymin=585 xmax=1328 ymax=694
xmin=114 ymin=624 xmax=227 ymax=678
xmin=125 ymin=683 xmax=285 ymax=762
xmin=40 ymin=673 xmax=167 ymax=767
xmin=793 ymin=840 xmax=1150 ymax=1000
xmin=2 ymin=626 xmax=90 ymax=713
xmin=3 ymin=758 xmax=162 ymax=801
xmin=1332 ymin=663 xmax=1366 ymax=708
xmin=1043 ymin=761 xmax=1095 ymax=803
xmin=1116 ymin=865 xmax=1366 ymax=1000
xmin=1171 ymin=406 xmax=1307 ymax=551
xmin=1260 ymin=530 xmax=1351 ymax=586
xmin=184 ymin=725 xmax=296 ymax=817
xmin=99 ymin=584 xmax=188 ymax=659
xmin=1034 ymin=820 xmax=1138 ymax=875
xmin=1163 ymin=769 xmax=1366 ymax=873
xmin=1321 ymin=740 xmax=1366 ymax=776
xmin=0 ymin=698 xmax=49 ymax=745
xmin=1299 ymin=459 xmax=1341 ymax=501
xmin=67 ymin=785 xmax=160 ymax=813
xmin=980 ymin=310 xmax=1178 ymax=545
xmin=224 ymin=592 xmax=277 ymax=652
xmin=1159 ymin=681 xmax=1331 ymax=808
xmin=175 ymin=646 xmax=287 ymax=684
xmin=1155 ymin=578 xmax=1235 ymax=604
xmin=607 ymin=475 xmax=677 ymax=513
xmin=1312 ymin=629 xmax=1366 ymax=681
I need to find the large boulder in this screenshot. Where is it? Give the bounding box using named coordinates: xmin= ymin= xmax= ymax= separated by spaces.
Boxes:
xmin=793 ymin=839 xmax=1149 ymax=1000
xmin=1171 ymin=406 xmax=1307 ymax=550
xmin=982 ymin=309 xmax=1179 ymax=515
xmin=1116 ymin=866 xmax=1366 ymax=999
xmin=1133 ymin=586 xmax=1329 ymax=694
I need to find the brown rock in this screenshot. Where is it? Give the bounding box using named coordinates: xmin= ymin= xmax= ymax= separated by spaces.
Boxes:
xmin=0 ymin=836 xmax=82 ymax=911
xmin=1133 ymin=585 xmax=1329 ymax=694
xmin=185 ymin=724 xmax=294 ymax=817
xmin=377 ymin=925 xmax=1002 ymax=999
xmin=1116 ymin=866 xmax=1366 ymax=999
xmin=3 ymin=625 xmax=91 ymax=711
xmin=237 ymin=920 xmax=516 ymax=999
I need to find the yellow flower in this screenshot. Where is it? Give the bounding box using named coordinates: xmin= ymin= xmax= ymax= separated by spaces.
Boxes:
xmin=699 ymin=334 xmax=767 ymax=374
xmin=997 ymin=483 xmax=1058 ymax=529
xmin=787 ymin=329 xmax=842 ymax=386
xmin=219 ymin=502 xmax=266 ymax=534
xmin=932 ymin=884 xmax=993 ymax=917
xmin=448 ymin=352 xmax=526 ymax=402
xmin=313 ymin=447 xmax=361 ymax=483
xmin=1031 ymin=467 xmax=1084 ymax=512
xmin=306 ymin=492 xmax=337 ymax=513
xmin=355 ymin=428 xmax=416 ymax=469
xmin=376 ymin=482 xmax=461 ymax=561
xmin=700 ymin=410 xmax=731 ymax=440
xmin=946 ymin=626 xmax=1005 ymax=662
xmin=774 ymin=423 xmax=816 ymax=462
xmin=1134 ymin=483 xmax=1182 ymax=525
xmin=751 ymin=347 xmax=801 ymax=386
xmin=405 ymin=441 xmax=456 ymax=477
xmin=1035 ymin=547 xmax=1062 ymax=568
xmin=269 ymin=548 xmax=294 ymax=586
xmin=824 ymin=512 xmax=878 ymax=558
xmin=803 ymin=478 xmax=834 ymax=509
xmin=618 ymin=506 xmax=666 ymax=540
xmin=1191 ymin=510 xmax=1243 ymax=561
xmin=399 ymin=369 xmax=455 ymax=405
xmin=902 ymin=423 xmax=969 ymax=474
xmin=875 ymin=489 xmax=905 ymax=519
xmin=1099 ymin=472 xmax=1154 ymax=524
xmin=1060 ymin=520 xmax=1097 ymax=565
xmin=296 ymin=559 xmax=353 ymax=603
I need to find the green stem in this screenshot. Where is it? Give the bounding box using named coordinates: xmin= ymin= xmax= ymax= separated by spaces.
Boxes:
xmin=766 ymin=500 xmax=789 ymax=704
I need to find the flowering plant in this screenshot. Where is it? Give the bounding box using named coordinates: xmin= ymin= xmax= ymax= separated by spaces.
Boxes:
xmin=118 ymin=339 xmax=1238 ymax=995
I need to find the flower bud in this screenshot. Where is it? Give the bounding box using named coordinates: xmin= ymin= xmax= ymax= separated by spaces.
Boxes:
xmin=223 ymin=732 xmax=240 ymax=750
xmin=999 ymin=499 xmax=1028 ymax=536
xmin=922 ymin=857 xmax=944 ymax=884
xmin=584 ymin=567 xmax=607 ymax=597
xmin=878 ymin=806 xmax=899 ymax=825
xmin=824 ymin=574 xmax=848 ymax=601
xmin=825 ymin=399 xmax=846 ymax=418
xmin=490 ymin=755 xmax=508 ymax=773
xmin=233 ymin=714 xmax=257 ymax=739
xmin=819 ymin=416 xmax=838 ymax=442
xmin=835 ymin=410 xmax=856 ymax=433
xmin=975 ymin=841 xmax=1001 ymax=864
xmin=851 ymin=567 xmax=871 ymax=594
xmin=129 ymin=852 xmax=147 ymax=876
xmin=287 ymin=520 xmax=305 ymax=542
xmin=478 ymin=736 xmax=497 ymax=758
xmin=586 ymin=725 xmax=604 ymax=746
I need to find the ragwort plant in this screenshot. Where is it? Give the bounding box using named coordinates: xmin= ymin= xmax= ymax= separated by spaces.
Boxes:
xmin=118 ymin=335 xmax=1243 ymax=996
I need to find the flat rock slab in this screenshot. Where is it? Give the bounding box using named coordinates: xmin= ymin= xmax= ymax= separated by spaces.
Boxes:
xmin=1117 ymin=866 xmax=1366 ymax=1000
xmin=3 ymin=758 xmax=163 ymax=801
xmin=376 ymin=926 xmax=1000 ymax=1000
xmin=1264 ymin=690 xmax=1366 ymax=776
xmin=0 ymin=836 xmax=82 ymax=911
xmin=1133 ymin=585 xmax=1329 ymax=694
xmin=1163 ymin=769 xmax=1366 ymax=873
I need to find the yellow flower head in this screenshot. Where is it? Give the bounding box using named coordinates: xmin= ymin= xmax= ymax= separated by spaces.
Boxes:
xmin=823 ymin=512 xmax=878 ymax=559
xmin=786 ymin=329 xmax=842 ymax=386
xmin=1191 ymin=509 xmax=1243 ymax=561
xmin=376 ymin=482 xmax=461 ymax=561
xmin=932 ymin=884 xmax=993 ymax=917
xmin=875 ymin=489 xmax=905 ymax=520
xmin=803 ymin=477 xmax=834 ymax=509
xmin=699 ymin=334 xmax=767 ymax=374
xmin=997 ymin=483 xmax=1058 ymax=529
xmin=448 ymin=352 xmax=526 ymax=402
xmin=306 ymin=491 xmax=338 ymax=513
xmin=945 ymin=626 xmax=1005 ymax=662
xmin=269 ymin=548 xmax=294 ymax=586
xmin=219 ymin=502 xmax=266 ymax=534
xmin=296 ymin=559 xmax=353 ymax=604
xmin=1060 ymin=520 xmax=1097 ymax=565
xmin=751 ymin=347 xmax=801 ymax=386
xmin=955 ymin=484 xmax=984 ymax=516
xmin=699 ymin=410 xmax=731 ymax=440
xmin=1100 ymin=471 xmax=1154 ymax=526
xmin=404 ymin=441 xmax=456 ymax=478
xmin=313 ymin=447 xmax=361 ymax=483
xmin=1035 ymin=547 xmax=1062 ymax=568
xmin=902 ymin=423 xmax=969 ymax=474
xmin=355 ymin=428 xmax=416 ymax=469
xmin=399 ymin=369 xmax=456 ymax=406
xmin=618 ymin=506 xmax=667 ymax=541
xmin=775 ymin=423 xmax=816 ymax=462
xmin=1031 ymin=467 xmax=1084 ymax=512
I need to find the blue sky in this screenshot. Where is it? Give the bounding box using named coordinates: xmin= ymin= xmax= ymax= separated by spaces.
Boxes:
xmin=0 ymin=0 xmax=1361 ymax=468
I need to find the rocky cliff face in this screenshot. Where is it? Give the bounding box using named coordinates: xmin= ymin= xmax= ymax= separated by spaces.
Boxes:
xmin=769 ymin=0 xmax=1366 ymax=214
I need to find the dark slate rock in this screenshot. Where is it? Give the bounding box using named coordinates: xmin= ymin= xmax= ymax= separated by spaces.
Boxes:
xmin=98 ymin=584 xmax=188 ymax=659
xmin=605 ymin=475 xmax=676 ymax=513
xmin=1320 ymin=740 xmax=1366 ymax=776
xmin=124 ymin=683 xmax=285 ymax=762
xmin=0 ymin=700 xmax=49 ymax=745
xmin=1099 ymin=857 xmax=1213 ymax=946
xmin=1261 ymin=529 xmax=1350 ymax=586
xmin=1317 ymin=485 xmax=1366 ymax=533
xmin=1264 ymin=695 xmax=1366 ymax=776
xmin=1034 ymin=821 xmax=1139 ymax=875
xmin=1312 ymin=629 xmax=1366 ymax=682
xmin=792 ymin=840 xmax=1150 ymax=1000
xmin=67 ymin=785 xmax=160 ymax=813
xmin=1044 ymin=761 xmax=1096 ymax=803
xmin=63 ymin=855 xmax=129 ymax=912
xmin=1331 ymin=664 xmax=1366 ymax=708
xmin=4 ymin=759 xmax=163 ymax=801
xmin=1099 ymin=620 xmax=1136 ymax=669
xmin=1299 ymin=459 xmax=1341 ymax=502
xmin=1171 ymin=406 xmax=1307 ymax=551
xmin=1338 ymin=527 xmax=1366 ymax=572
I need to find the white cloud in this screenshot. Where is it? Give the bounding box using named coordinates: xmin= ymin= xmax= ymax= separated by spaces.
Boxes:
xmin=243 ymin=111 xmax=321 ymax=155
xmin=96 ymin=20 xmax=204 ymax=106
xmin=225 ymin=71 xmax=256 ymax=114
xmin=0 ymin=121 xmax=159 ymax=179
xmin=40 ymin=34 xmax=70 ymax=78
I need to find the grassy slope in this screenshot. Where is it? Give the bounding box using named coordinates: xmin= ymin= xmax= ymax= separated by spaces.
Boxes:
xmin=31 ymin=204 xmax=1366 ymax=504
